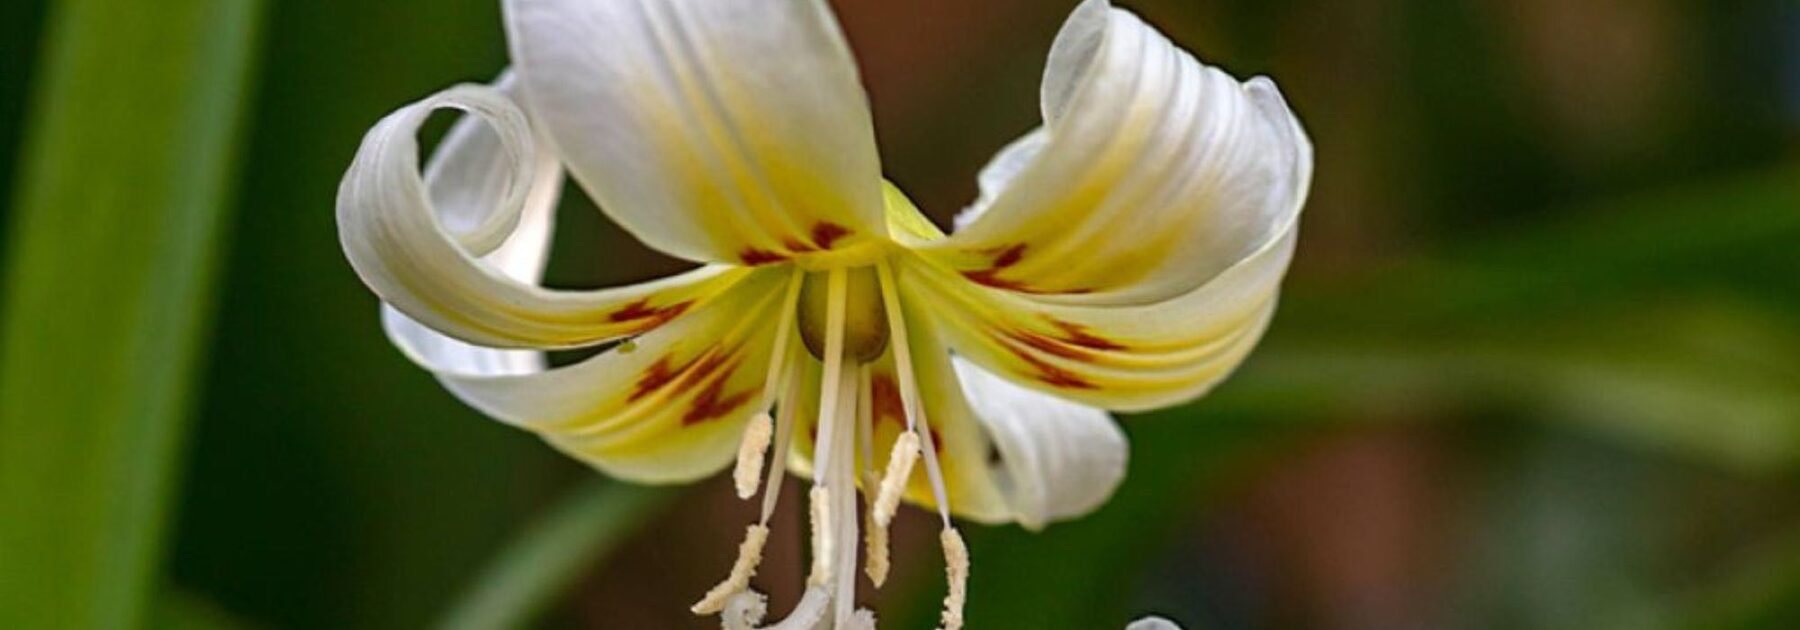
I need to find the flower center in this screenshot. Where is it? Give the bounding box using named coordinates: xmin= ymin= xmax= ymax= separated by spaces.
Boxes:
xmin=697 ymin=263 xmax=968 ymax=630
xmin=797 ymin=265 xmax=888 ymax=362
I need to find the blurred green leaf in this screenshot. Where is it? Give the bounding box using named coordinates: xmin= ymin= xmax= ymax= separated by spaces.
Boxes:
xmin=152 ymin=590 xmax=257 ymax=630
xmin=1287 ymin=167 xmax=1800 ymax=331
xmin=1268 ymin=168 xmax=1800 ymax=469
xmin=1251 ymin=298 xmax=1800 ymax=470
xmin=0 ymin=0 xmax=262 ymax=626
xmin=1671 ymin=525 xmax=1800 ymax=630
xmin=166 ymin=1 xmax=537 ymax=626
xmin=436 ymin=481 xmax=675 ymax=630
xmin=1454 ymin=432 xmax=1669 ymax=630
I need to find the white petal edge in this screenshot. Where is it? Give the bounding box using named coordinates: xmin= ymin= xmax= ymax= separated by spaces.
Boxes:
xmin=953 ymin=128 xmax=1047 ymax=232
xmin=503 ymin=0 xmax=886 ymax=264
xmin=1126 ymin=617 xmax=1184 ymax=630
xmin=337 ymin=81 xmax=747 ymax=351
xmin=952 ymin=357 xmax=1128 ymax=530
xmin=384 ymin=71 xmax=557 ymax=377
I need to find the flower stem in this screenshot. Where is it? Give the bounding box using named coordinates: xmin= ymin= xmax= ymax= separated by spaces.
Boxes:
xmin=436 ymin=481 xmax=674 ymax=630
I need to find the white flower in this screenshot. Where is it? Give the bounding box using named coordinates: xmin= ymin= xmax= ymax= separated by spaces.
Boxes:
xmin=335 ymin=0 xmax=1310 ymax=627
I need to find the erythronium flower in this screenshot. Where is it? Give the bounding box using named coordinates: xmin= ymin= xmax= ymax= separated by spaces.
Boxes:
xmin=336 ymin=0 xmax=1310 ymax=627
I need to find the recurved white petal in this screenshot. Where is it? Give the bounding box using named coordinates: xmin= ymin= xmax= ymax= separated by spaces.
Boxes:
xmin=924 ymin=0 xmax=1311 ymax=305
xmin=338 ymin=82 xmax=750 ymax=352
xmin=383 ymin=71 xmax=556 ymax=377
xmin=504 ymin=0 xmax=886 ymax=266
xmin=443 ymin=269 xmax=795 ymax=483
xmin=951 ymin=357 xmax=1126 ymax=530
xmin=420 ymin=70 xmax=551 ymax=257
xmin=899 ymin=219 xmax=1292 ymax=412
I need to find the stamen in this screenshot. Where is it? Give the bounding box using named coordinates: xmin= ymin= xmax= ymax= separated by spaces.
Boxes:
xmin=760 ymin=270 xmax=805 ymax=405
xmin=864 ymin=515 xmax=890 ymax=588
xmin=807 ymin=486 xmax=833 ymax=586
xmin=695 ymin=273 xmax=805 ymax=620
xmin=875 ymin=262 xmax=953 ymax=526
xmin=877 ymin=261 xmax=970 ymax=630
xmin=914 ymin=419 xmax=954 ymax=527
xmin=807 ymin=268 xmax=850 ymax=589
xmin=937 ymin=527 xmax=970 ymax=630
xmin=758 ymin=364 xmax=801 ymax=525
xmin=866 ymin=431 xmax=918 ymax=588
xmin=691 ymin=524 xmax=770 ymax=615
xmin=856 ymin=365 xmax=892 ymax=587
xmin=872 ymin=431 xmax=920 ymax=527
xmin=732 ymin=412 xmax=774 ymax=500
xmin=735 ymin=270 xmax=803 ymax=502
xmin=874 ymin=263 xmax=921 ymax=435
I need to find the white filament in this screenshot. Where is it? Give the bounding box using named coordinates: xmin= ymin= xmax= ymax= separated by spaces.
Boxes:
xmin=831 ymin=367 xmax=861 ymax=628
xmin=759 ymin=364 xmax=800 ymax=524
xmin=812 ymin=268 xmax=849 ymax=479
xmin=721 ymin=587 xmax=831 ymax=630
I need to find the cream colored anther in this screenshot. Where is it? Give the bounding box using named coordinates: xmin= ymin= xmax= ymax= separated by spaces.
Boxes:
xmin=733 ymin=412 xmax=774 ymax=499
xmin=691 ymin=524 xmax=770 ymax=615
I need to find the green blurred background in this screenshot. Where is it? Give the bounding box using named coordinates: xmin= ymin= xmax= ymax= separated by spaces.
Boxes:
xmin=3 ymin=0 xmax=1798 ymax=628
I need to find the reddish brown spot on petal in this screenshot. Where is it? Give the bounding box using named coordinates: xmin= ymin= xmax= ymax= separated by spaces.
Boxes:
xmin=960 ymin=269 xmax=1029 ymax=291
xmin=958 ymin=243 xmax=1102 ymax=294
xmin=630 ymin=356 xmax=681 ymax=402
xmin=1000 ymin=329 xmax=1096 ymax=361
xmin=992 ymin=244 xmax=1026 ymax=269
xmin=869 ymin=373 xmax=942 ymax=455
xmin=997 ymin=339 xmax=1099 ymax=390
xmin=960 ymin=269 xmax=1092 ymax=295
xmin=628 ymin=344 xmax=746 ymax=404
xmin=676 ymin=350 xmax=733 ymax=389
xmin=1026 ymin=357 xmax=1098 ymax=389
xmin=682 ymin=368 xmax=758 ymax=426
xmin=1047 ymin=319 xmax=1127 ymax=351
xmin=870 ymin=374 xmax=906 ymax=426
xmin=607 ymin=298 xmax=693 ymax=333
xmin=781 ymin=237 xmax=818 ymax=253
xmin=810 ymin=222 xmax=851 ymax=249
xmin=740 ymin=248 xmax=788 ymax=266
